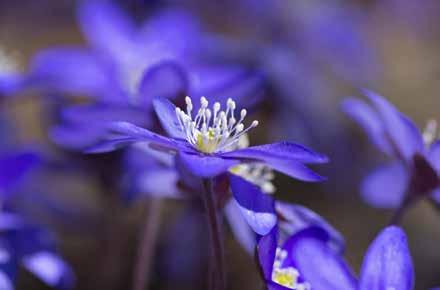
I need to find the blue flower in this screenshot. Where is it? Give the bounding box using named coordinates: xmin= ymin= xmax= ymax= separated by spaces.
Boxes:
xmin=258 ymin=222 xmax=414 ymax=290
xmin=3 ymin=1 xmax=263 ymax=151
xmin=342 ymin=90 xmax=440 ymax=213
xmin=0 ymin=211 xmax=75 ymax=290
xmin=88 ymin=96 xmax=327 ymax=235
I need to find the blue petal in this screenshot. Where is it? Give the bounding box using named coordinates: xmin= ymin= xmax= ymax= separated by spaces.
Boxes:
xmin=361 ymin=162 xmax=408 ymax=208
xmin=176 ymin=152 xmax=239 ymax=178
xmin=22 ymin=251 xmax=75 ymax=290
xmin=364 ymin=90 xmax=424 ymax=161
xmin=219 ymin=143 xmax=327 ymax=181
xmin=224 ymin=199 xmax=256 ymax=254
xmin=152 ymin=96 xmax=186 ymax=139
xmin=342 ymin=97 xmax=392 ymax=155
xmin=285 ymin=228 xmax=357 ymax=290
xmin=359 ymin=226 xmax=414 ymax=290
xmin=77 ymin=0 xmax=136 ymax=60
xmin=0 ymin=152 xmax=40 ymax=194
xmin=229 ymin=174 xmax=276 ymax=235
xmin=428 ymin=140 xmax=440 ymax=171
xmin=0 ymin=271 xmax=13 ymax=290
xmin=275 ymin=202 xmax=345 ymax=254
xmin=257 ymin=226 xmax=277 ymax=281
xmin=139 ymin=63 xmax=188 ymax=109
xmin=85 ymin=122 xmax=180 ymax=153
xmin=29 ymin=47 xmax=117 ymax=98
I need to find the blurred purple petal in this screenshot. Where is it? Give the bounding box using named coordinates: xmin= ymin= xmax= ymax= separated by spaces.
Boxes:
xmin=77 ymin=0 xmax=136 ymax=60
xmin=364 ymin=90 xmax=424 ymax=161
xmin=224 ymin=199 xmax=256 ymax=254
xmin=139 ymin=63 xmax=188 ymax=109
xmin=0 ymin=271 xmax=13 ymax=290
xmin=342 ymin=97 xmax=392 ymax=155
xmin=152 ymin=97 xmax=186 ymax=139
xmin=23 ymin=251 xmax=75 ymax=290
xmin=287 ymin=229 xmax=357 ymax=290
xmin=0 ymin=152 xmax=40 ymax=194
xmin=359 ymin=226 xmax=414 ymax=290
xmin=177 ymin=152 xmax=239 ymax=178
xmin=361 ymin=162 xmax=408 ymax=208
xmin=276 ymin=202 xmax=345 ymax=254
xmin=229 ymin=174 xmax=276 ymax=235
xmin=29 ymin=47 xmax=117 ymax=98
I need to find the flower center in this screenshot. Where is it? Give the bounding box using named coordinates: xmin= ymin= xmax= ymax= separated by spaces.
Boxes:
xmin=272 ymin=248 xmax=311 ymax=290
xmin=175 ymin=96 xmax=259 ymax=153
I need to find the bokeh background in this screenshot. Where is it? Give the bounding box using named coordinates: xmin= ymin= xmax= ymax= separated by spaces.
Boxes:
xmin=1 ymin=0 xmax=440 ymax=289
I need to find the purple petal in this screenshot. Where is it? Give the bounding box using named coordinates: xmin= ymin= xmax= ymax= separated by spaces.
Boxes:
xmin=222 ymin=142 xmax=328 ymax=164
xmin=0 ymin=152 xmax=40 ymax=193
xmin=224 ymin=199 xmax=256 ymax=254
xmin=0 ymin=213 xmax=25 ymax=231
xmin=432 ymin=188 xmax=440 ymax=204
xmin=342 ymin=97 xmax=392 ymax=155
xmin=177 ymin=152 xmax=239 ymax=178
xmin=219 ymin=143 xmax=327 ymax=181
xmin=364 ymin=90 xmax=424 ymax=161
xmin=23 ymin=251 xmax=75 ymax=290
xmin=152 ymin=97 xmax=186 ymax=139
xmin=189 ymin=66 xmax=264 ymax=110
xmin=428 ymin=140 xmax=440 ymax=171
xmin=0 ymin=271 xmax=13 ymax=290
xmin=361 ymin=162 xmax=408 ymax=208
xmin=139 ymin=63 xmax=188 ymax=109
xmin=29 ymin=47 xmax=117 ymax=98
xmin=275 ymin=202 xmax=345 ymax=254
xmin=85 ymin=122 xmax=179 ymax=153
xmin=50 ymin=124 xmax=108 ymax=150
xmin=257 ymin=226 xmax=277 ymax=281
xmin=286 ymin=229 xmax=357 ymax=290
xmin=359 ymin=226 xmax=414 ymax=290
xmin=77 ymin=0 xmax=136 ymax=60
xmin=229 ymin=174 xmax=276 ymax=235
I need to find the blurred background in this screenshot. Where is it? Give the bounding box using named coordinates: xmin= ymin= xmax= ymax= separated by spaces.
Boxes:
xmin=1 ymin=0 xmax=440 ymax=289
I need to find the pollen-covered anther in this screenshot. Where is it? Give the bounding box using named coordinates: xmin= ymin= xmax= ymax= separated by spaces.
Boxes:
xmin=176 ymin=96 xmax=259 ymax=153
xmin=272 ymin=248 xmax=311 ymax=290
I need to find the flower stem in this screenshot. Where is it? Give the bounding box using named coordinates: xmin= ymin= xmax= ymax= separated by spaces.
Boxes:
xmin=132 ymin=198 xmax=163 ymax=290
xmin=202 ymin=179 xmax=226 ymax=290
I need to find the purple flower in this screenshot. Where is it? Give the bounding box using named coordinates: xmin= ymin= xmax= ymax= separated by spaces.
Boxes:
xmin=3 ymin=1 xmax=263 ymax=151
xmin=0 ymin=211 xmax=75 ymax=290
xmin=88 ymin=96 xmax=327 ymax=235
xmin=258 ymin=223 xmax=414 ymax=290
xmin=342 ymin=90 xmax=440 ymax=212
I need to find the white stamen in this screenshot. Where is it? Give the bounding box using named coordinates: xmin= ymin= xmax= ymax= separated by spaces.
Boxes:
xmin=423 ymin=119 xmax=438 ymax=146
xmin=175 ymin=97 xmax=259 ymax=153
xmin=271 ymin=248 xmax=311 ymax=290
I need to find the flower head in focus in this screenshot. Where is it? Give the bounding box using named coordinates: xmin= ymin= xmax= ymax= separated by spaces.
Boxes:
xmin=343 ymin=90 xmax=440 ymax=215
xmin=88 ymin=96 xmax=328 ymax=236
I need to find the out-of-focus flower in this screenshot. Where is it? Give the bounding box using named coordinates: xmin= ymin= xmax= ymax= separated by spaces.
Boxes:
xmin=0 ymin=149 xmax=74 ymax=289
xmin=343 ymin=91 xmax=440 ymax=213
xmin=2 ymin=1 xmax=263 ymax=151
xmin=259 ymin=224 xmax=414 ymax=290
xmin=88 ymin=96 xmax=327 ymax=235
xmin=0 ymin=211 xmax=75 ymax=290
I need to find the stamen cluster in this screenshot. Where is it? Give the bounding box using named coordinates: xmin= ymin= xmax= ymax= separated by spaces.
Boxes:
xmin=175 ymin=96 xmax=259 ymax=153
xmin=272 ymin=248 xmax=311 ymax=290
xmin=230 ymin=163 xmax=276 ymax=193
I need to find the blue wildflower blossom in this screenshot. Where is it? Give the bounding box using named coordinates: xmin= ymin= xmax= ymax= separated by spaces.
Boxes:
xmin=342 ymin=90 xmax=440 ymax=220
xmin=258 ymin=222 xmax=414 ymax=290
xmin=0 ymin=151 xmax=74 ymax=289
xmin=88 ymin=96 xmax=327 ymax=234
